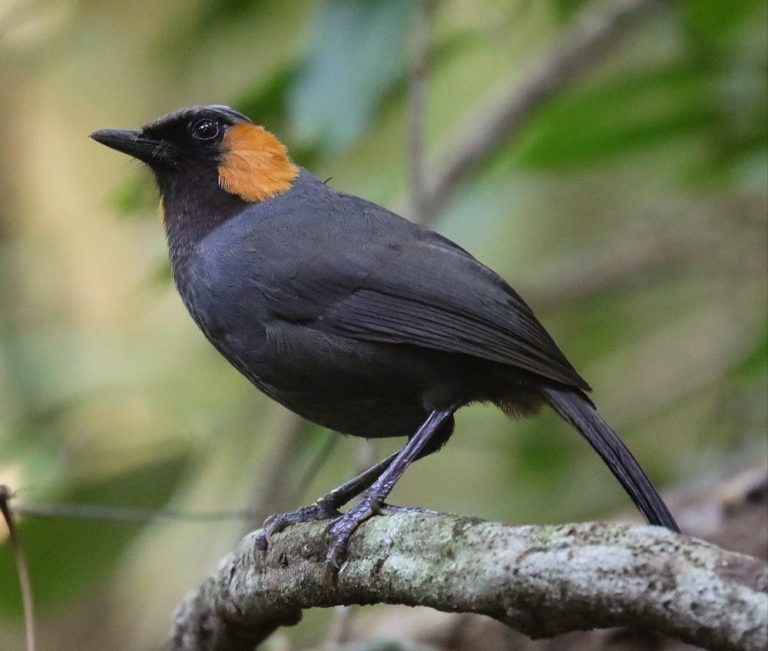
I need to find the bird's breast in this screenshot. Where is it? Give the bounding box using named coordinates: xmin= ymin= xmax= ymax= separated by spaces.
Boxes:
xmin=172 ymin=237 xmax=270 ymax=364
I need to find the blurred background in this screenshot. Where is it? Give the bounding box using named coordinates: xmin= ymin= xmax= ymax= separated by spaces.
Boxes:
xmin=0 ymin=0 xmax=766 ymax=649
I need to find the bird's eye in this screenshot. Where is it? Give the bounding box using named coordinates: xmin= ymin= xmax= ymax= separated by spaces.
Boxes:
xmin=191 ymin=119 xmax=220 ymax=141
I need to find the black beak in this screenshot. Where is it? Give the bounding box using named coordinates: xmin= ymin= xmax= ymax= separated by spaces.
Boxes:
xmin=89 ymin=129 xmax=171 ymax=165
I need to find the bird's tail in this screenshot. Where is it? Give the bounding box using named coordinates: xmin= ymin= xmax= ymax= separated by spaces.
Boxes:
xmin=542 ymin=386 xmax=680 ymax=532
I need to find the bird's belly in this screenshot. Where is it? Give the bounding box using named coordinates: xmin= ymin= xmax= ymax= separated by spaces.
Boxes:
xmin=181 ymin=280 xmax=515 ymax=438
xmin=267 ymin=388 xmax=428 ymax=439
xmin=216 ymin=323 xmax=445 ymax=438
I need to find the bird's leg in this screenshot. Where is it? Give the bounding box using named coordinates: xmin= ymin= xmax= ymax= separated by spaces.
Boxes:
xmin=324 ymin=408 xmax=455 ymax=576
xmin=255 ymin=451 xmax=398 ymax=550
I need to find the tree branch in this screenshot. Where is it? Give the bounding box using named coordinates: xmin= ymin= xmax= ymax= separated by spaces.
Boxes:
xmin=168 ymin=513 xmax=767 ymax=651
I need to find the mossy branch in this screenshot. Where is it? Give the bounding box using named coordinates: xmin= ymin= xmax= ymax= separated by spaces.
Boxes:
xmin=168 ymin=513 xmax=767 ymax=651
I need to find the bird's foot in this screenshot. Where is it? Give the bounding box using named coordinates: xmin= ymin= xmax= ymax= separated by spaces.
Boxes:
xmin=323 ymin=499 xmax=434 ymax=581
xmin=254 ymin=499 xmax=342 ymax=551
xmin=323 ymin=497 xmax=378 ymax=581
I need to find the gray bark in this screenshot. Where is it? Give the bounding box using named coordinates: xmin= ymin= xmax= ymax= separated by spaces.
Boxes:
xmin=168 ymin=513 xmax=768 ymax=651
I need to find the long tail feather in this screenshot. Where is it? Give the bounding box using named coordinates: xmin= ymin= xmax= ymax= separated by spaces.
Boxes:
xmin=542 ymin=386 xmax=679 ymax=532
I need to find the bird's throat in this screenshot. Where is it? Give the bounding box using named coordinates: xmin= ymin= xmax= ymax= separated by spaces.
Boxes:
xmin=159 ymin=173 xmax=246 ymax=271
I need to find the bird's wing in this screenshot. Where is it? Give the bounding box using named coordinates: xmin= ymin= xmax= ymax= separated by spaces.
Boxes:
xmin=261 ymin=233 xmax=589 ymax=391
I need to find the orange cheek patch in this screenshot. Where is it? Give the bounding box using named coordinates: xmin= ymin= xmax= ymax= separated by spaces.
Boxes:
xmin=218 ymin=124 xmax=299 ymax=202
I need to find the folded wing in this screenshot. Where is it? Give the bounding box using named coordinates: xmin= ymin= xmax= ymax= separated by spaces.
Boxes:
xmin=262 ymin=233 xmax=589 ymax=391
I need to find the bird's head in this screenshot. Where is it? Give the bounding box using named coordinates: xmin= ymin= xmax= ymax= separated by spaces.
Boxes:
xmin=90 ymin=105 xmax=299 ymax=204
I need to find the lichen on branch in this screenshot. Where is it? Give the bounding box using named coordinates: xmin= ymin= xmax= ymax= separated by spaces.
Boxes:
xmin=169 ymin=513 xmax=768 ymax=651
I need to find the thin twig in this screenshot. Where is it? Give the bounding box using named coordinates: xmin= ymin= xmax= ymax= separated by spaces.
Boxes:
xmin=12 ymin=503 xmax=255 ymax=524
xmin=0 ymin=486 xmax=36 ymax=651
xmin=422 ymin=0 xmax=664 ymax=223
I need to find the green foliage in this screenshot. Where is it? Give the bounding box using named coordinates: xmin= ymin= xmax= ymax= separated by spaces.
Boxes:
xmin=680 ymin=0 xmax=763 ymax=50
xmin=513 ymin=63 xmax=718 ymax=169
xmin=735 ymin=325 xmax=768 ymax=381
xmin=550 ymin=0 xmax=590 ymax=22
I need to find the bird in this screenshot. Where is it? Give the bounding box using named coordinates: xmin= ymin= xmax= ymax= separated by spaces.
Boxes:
xmin=90 ymin=105 xmax=679 ymax=571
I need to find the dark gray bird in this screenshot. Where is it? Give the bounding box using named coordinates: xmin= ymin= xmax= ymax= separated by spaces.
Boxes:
xmin=91 ymin=105 xmax=679 ymax=571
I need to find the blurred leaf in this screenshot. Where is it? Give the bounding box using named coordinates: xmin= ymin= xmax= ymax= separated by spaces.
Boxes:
xmin=733 ymin=326 xmax=768 ymax=381
xmin=0 ymin=453 xmax=191 ymax=615
xmin=550 ymin=0 xmax=589 ymax=22
xmin=511 ymin=63 xmax=718 ymax=169
xmin=676 ymin=0 xmax=768 ymax=180
xmin=288 ymin=0 xmax=416 ymax=152
xmin=698 ymin=116 xmax=768 ymax=183
xmin=679 ymin=0 xmax=763 ymax=51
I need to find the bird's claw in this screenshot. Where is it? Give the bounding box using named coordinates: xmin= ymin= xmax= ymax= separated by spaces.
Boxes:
xmin=322 ymin=500 xmax=431 ymax=580
xmin=323 ymin=498 xmax=376 ymax=581
xmin=255 ymin=499 xmax=342 ymax=552
xmin=255 ymin=495 xmax=432 ymax=582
